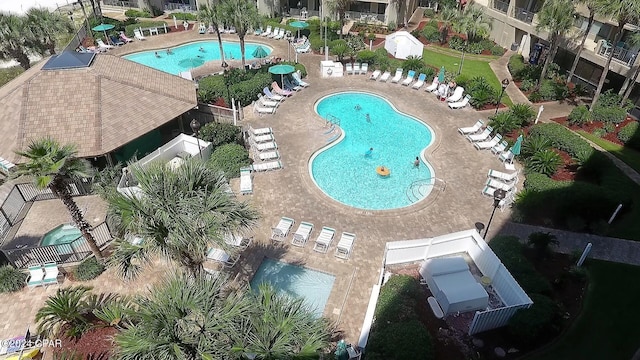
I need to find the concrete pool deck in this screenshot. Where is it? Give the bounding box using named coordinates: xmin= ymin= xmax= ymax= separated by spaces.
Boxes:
xmin=0 ymin=29 xmax=518 ymax=347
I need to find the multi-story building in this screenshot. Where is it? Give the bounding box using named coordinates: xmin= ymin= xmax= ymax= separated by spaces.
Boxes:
xmin=473 ymin=0 xmax=640 ymax=114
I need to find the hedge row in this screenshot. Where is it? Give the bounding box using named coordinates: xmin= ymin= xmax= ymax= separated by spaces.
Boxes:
xmin=528 ymin=123 xmax=594 ymax=163
xmin=367 ymin=275 xmax=434 ymax=360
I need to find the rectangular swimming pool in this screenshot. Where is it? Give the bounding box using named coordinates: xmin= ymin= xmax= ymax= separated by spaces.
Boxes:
xmin=250 ymin=258 xmax=336 ymax=317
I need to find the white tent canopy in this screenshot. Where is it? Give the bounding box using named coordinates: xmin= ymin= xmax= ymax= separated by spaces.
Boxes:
xmin=384 ymin=31 xmax=424 ymax=60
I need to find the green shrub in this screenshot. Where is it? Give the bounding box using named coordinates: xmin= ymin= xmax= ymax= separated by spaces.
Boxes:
xmin=538 ymin=80 xmax=557 ymax=100
xmin=309 ymin=35 xmax=324 ymax=52
xmin=426 ymin=19 xmax=439 ymax=29
xmin=448 ymin=35 xmax=465 ymax=51
xmin=603 ymin=123 xmax=615 ymax=133
xmin=374 ymin=275 xmax=420 ymax=325
xmin=528 ymin=123 xmax=594 ymax=159
xmin=387 ymin=21 xmax=397 ymax=31
xmin=403 ymin=56 xmax=425 ymax=72
xmin=124 ymin=9 xmax=152 ymax=18
xmin=423 ymin=8 xmax=435 ymax=17
xmin=508 ymin=294 xmax=560 ymax=347
xmin=469 ymin=83 xmax=496 ymax=109
xmin=73 ymin=257 xmax=105 ymax=281
xmin=489 ymin=112 xmax=520 ymax=134
xmin=592 ymin=128 xmax=607 ymax=138
xmin=489 ymin=236 xmax=552 ymax=295
xmin=172 ymin=12 xmax=198 ymax=21
xmin=618 ymin=121 xmax=639 ymax=144
xmin=521 ymin=135 xmax=551 ymax=158
xmin=454 ymin=74 xmax=470 ymax=88
xmin=595 ymin=89 xmax=633 ymax=111
xmin=124 ymin=21 xmax=168 ymax=36
xmin=526 ymin=149 xmax=562 ymax=176
xmin=367 ymin=320 xmax=434 ymax=360
xmin=478 ymin=39 xmax=495 ymax=51
xmin=208 ymin=143 xmax=251 ymax=179
xmin=229 ymin=72 xmax=273 ymax=107
xmin=520 ymin=79 xmax=535 ymax=92
xmin=199 ymin=122 xmax=241 ymax=147
xmin=0 ymin=265 xmax=26 ymax=293
xmin=422 ymin=25 xmax=441 ymax=42
xmin=357 ymin=49 xmax=376 ymax=64
xmin=467 ymin=42 xmax=484 ymax=54
xmin=519 ymin=64 xmax=543 ymax=83
xmin=508 ymin=54 xmax=526 ymax=80
xmin=510 ymin=103 xmax=536 ymax=125
xmin=567 ymin=105 xmax=591 ymax=125
xmin=591 ymin=106 xmax=627 ymax=124
xmin=528 ymin=91 xmax=543 ymax=103
xmin=491 ymin=45 xmax=505 ymax=56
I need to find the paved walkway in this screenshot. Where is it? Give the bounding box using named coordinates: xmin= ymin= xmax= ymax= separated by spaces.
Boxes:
xmin=488 ymin=50 xmax=531 ymax=105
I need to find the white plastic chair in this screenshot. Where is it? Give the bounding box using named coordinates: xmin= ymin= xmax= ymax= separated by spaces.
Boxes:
xmin=457 ymin=119 xmax=484 ymax=135
xmin=292 ymin=221 xmax=314 ymax=247
xmin=313 ymin=227 xmax=336 ymax=253
xmin=335 ymin=232 xmax=356 ymax=259
xmin=271 ymin=217 xmax=295 ymax=241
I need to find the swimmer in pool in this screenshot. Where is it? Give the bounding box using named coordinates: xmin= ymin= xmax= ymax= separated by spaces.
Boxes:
xmin=365 ymin=147 xmax=373 ymax=157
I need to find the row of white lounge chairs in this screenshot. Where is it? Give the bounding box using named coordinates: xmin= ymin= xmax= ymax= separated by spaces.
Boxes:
xmin=368 ymin=68 xmax=471 ymax=109
xmin=270 ymin=217 xmax=356 ymax=259
xmin=254 ymin=72 xmax=310 ymax=115
xmin=241 ymin=126 xmax=284 ymax=195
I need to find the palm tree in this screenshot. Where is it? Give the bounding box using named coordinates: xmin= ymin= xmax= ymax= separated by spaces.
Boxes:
xmin=535 ymin=0 xmax=576 ymax=83
xmin=453 ymin=7 xmax=492 ymax=44
xmin=437 ymin=7 xmax=459 ymax=45
xmin=114 ymin=273 xmax=250 ymax=360
xmin=26 ymin=8 xmax=73 ymax=56
xmin=230 ymin=284 xmax=333 ymax=360
xmin=35 ymin=286 xmax=93 ymax=337
xmin=619 ymin=31 xmax=640 ymax=102
xmin=198 ymin=1 xmax=227 ymax=66
xmin=527 ymin=231 xmax=559 ymax=260
xmin=0 ymin=13 xmax=36 ymax=70
xmin=106 ymin=159 xmax=258 ymax=280
xmin=327 ymin=0 xmax=353 ymax=39
xmin=590 ymin=0 xmax=640 ymax=109
xmin=13 ymin=138 xmax=102 ymax=260
xmin=567 ymin=0 xmax=598 ymax=83
xmin=220 ymin=0 xmax=260 ymax=70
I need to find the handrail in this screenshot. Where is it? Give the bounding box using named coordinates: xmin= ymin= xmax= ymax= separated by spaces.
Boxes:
xmin=405 ymin=177 xmax=446 ymax=203
xmin=324 ymin=114 xmax=341 ymax=126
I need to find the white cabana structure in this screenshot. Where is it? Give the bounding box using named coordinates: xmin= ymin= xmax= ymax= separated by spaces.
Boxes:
xmin=357 ymin=229 xmax=532 ymax=349
xmin=384 ymin=31 xmax=424 ymax=60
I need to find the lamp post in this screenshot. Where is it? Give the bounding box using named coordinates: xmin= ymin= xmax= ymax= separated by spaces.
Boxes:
xmin=495 ymin=78 xmax=510 ymax=115
xmin=190 ymin=119 xmax=203 ymax=159
xmin=483 ymin=189 xmax=507 ymax=239
xmin=287 ymin=37 xmax=291 ymax=62
xmin=221 ymin=61 xmax=231 ymax=108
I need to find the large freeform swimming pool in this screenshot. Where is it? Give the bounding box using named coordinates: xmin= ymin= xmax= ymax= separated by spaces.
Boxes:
xmin=123 ymin=40 xmax=272 ymax=75
xmin=312 ymin=92 xmax=435 ymax=210
xmin=250 ymin=258 xmax=335 ymax=317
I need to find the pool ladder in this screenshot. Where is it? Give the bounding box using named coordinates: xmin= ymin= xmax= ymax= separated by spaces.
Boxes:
xmin=323 ymin=114 xmax=342 ymax=143
xmin=324 ymin=114 xmax=341 ymax=127
xmin=406 ymin=178 xmax=446 ymax=203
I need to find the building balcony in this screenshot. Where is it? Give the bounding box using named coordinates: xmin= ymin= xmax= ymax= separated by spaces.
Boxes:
xmin=513 ymin=6 xmax=535 ymax=24
xmin=492 ymin=0 xmax=509 ymax=13
xmin=597 ymin=41 xmax=638 ymax=67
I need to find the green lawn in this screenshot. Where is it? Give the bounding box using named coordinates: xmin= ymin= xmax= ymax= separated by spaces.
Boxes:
xmin=577 ymin=130 xmax=640 ymax=175
xmin=0 ymin=66 xmax=24 ymax=88
xmin=421 ymin=48 xmax=514 ymax=107
xmin=526 ymin=260 xmax=640 ymax=360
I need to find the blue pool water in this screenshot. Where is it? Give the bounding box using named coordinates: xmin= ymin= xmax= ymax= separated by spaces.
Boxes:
xmin=41 ymin=224 xmax=82 ymax=246
xmin=250 ymin=258 xmax=335 ymax=317
xmin=123 ymin=41 xmax=272 ymax=74
xmin=312 ymin=92 xmax=435 ymax=210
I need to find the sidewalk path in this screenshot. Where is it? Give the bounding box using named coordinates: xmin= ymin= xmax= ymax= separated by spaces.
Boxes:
xmin=488 ymin=50 xmax=531 ymax=105
xmin=500 ymin=222 xmax=640 ymax=266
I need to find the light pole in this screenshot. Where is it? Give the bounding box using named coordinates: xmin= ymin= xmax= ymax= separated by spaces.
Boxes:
xmin=287 ymin=37 xmax=291 ymax=62
xmin=221 ymin=61 xmax=231 ymax=107
xmin=495 ymin=78 xmax=509 ymax=115
xmin=483 ymin=189 xmax=507 ymax=239
xmin=190 ymin=119 xmax=203 ymax=160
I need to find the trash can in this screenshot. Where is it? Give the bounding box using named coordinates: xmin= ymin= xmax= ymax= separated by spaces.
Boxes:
xmin=511 ymin=42 xmax=519 ymax=51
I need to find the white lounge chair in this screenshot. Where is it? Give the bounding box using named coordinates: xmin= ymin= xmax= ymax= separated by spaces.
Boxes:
xmin=474 ymin=134 xmax=503 ymax=150
xmin=424 ymin=77 xmax=439 ymax=92
xmin=313 ymin=226 xmax=336 ymax=253
xmin=261 ymin=25 xmax=272 ymax=37
xmin=491 ymin=140 xmax=509 ymax=155
xmin=411 ymin=73 xmax=427 ymax=89
xmin=268 ymin=27 xmax=280 ymax=38
xmin=335 ymin=232 xmax=356 ymax=259
xmin=379 ymin=71 xmax=391 ymax=82
xmin=96 ymin=39 xmax=115 ymax=50
xmin=206 ymin=247 xmax=238 ymax=268
xmin=345 ymin=63 xmax=353 ymax=75
xmin=401 ymin=70 xmax=416 ymax=86
xmin=274 ymin=28 xmax=285 ymax=40
xmin=249 ymin=126 xmax=272 ymax=136
xmin=360 ymin=62 xmax=368 ymax=74
xmin=271 ymin=217 xmax=295 ymax=241
xmin=499 ymin=150 xmax=515 ymax=163
xmin=252 ymin=133 xmax=274 ymax=143
xmin=240 ymin=168 xmax=253 ymax=195
xmin=353 ymin=63 xmax=361 ymax=75
xmin=292 ymin=221 xmax=314 ymax=247
xmin=448 ymin=95 xmax=471 ymax=109
xmin=458 ymin=119 xmax=484 ymax=135
xmin=134 ymin=29 xmax=146 ymax=40
xmin=446 ymin=86 xmax=465 ymax=102
xmin=390 ymin=68 xmax=403 ymax=83
xmin=486 ymin=178 xmax=516 ymax=192
xmin=263 ymin=87 xmax=285 ymax=102
xmin=292 ymin=72 xmax=310 ymax=87
xmin=253 ymin=140 xmax=277 ymax=152
xmin=254 ymin=101 xmax=276 ymax=115
xmin=26 ymin=264 xmax=44 ymax=289
xmin=482 ymin=185 xmax=516 ymax=200
xmin=258 ymin=95 xmax=279 ymax=108
xmin=466 ymin=126 xmax=493 ymax=142
xmin=488 ymin=169 xmax=518 ymax=183
xmin=42 ymin=262 xmax=59 ymax=286
xmin=369 ymin=69 xmax=381 ymax=80
xmin=224 ymin=232 xmax=252 ymax=248
xmin=250 ymin=160 xmax=282 ymax=172
xmin=257 ymin=150 xmax=280 ymax=161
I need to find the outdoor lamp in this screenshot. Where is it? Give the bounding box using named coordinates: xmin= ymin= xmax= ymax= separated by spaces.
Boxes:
xmin=483 ymin=189 xmax=507 ymax=239
xmin=221 ymin=62 xmax=231 ymax=107
xmin=495 ymin=78 xmax=510 ymax=115
xmin=190 ymin=119 xmax=203 ymax=160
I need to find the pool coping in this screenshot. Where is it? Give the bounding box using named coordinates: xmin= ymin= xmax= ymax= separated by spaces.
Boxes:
xmin=302 ymin=89 xmax=444 ymax=217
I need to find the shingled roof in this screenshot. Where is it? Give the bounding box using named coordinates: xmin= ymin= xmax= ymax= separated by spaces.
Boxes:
xmin=0 ymin=52 xmax=197 ymax=163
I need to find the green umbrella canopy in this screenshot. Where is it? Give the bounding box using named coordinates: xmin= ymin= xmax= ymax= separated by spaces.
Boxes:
xmin=268 ymin=64 xmax=295 ymax=75
xmin=437 ymin=66 xmax=445 ymax=83
xmin=92 ymin=23 xmax=115 ymax=32
xmin=289 ymin=21 xmax=309 ymax=38
xmin=252 ymin=45 xmax=268 ymax=59
xmin=334 ymin=340 xmax=348 ymax=360
xmin=511 ymin=134 xmax=523 ymax=156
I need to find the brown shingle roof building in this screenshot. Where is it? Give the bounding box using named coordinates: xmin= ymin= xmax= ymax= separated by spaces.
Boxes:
xmin=0 ymin=52 xmax=197 ymax=164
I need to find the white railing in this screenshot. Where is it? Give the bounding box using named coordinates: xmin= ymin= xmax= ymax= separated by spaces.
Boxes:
xmin=597 ymin=43 xmax=638 ymax=66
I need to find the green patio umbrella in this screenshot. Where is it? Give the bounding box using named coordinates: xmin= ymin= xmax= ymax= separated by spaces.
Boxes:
xmin=289 ymin=20 xmax=309 ymax=38
xmin=92 ymin=23 xmax=115 ymax=41
xmin=437 ymin=65 xmax=446 ymax=83
xmin=252 ymin=45 xmax=268 ymax=59
xmin=334 ymin=340 xmax=348 ymax=360
xmin=510 ymin=134 xmax=523 ymax=156
xmin=269 ymin=64 xmax=296 ymax=85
